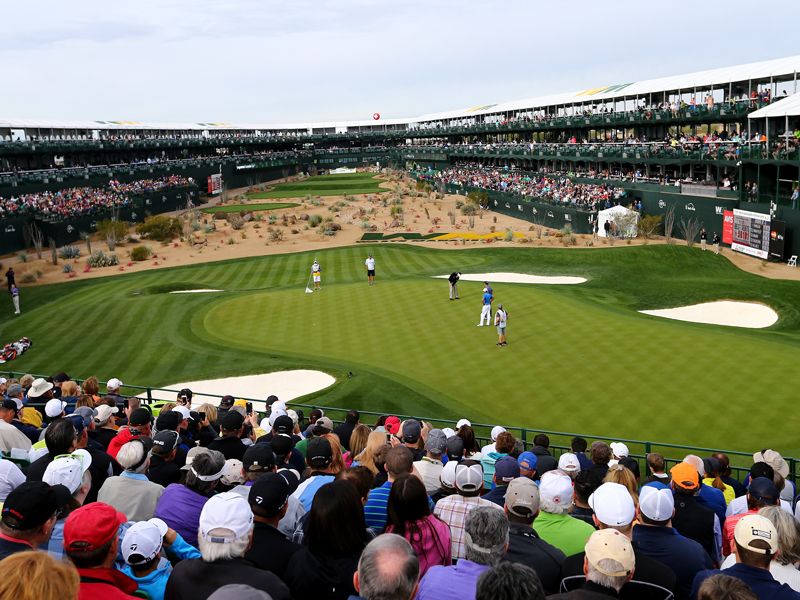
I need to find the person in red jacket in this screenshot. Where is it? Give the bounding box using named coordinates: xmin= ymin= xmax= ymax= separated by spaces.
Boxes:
xmin=64 ymin=502 xmax=139 ymax=599
xmin=107 ymin=408 xmax=153 ymax=459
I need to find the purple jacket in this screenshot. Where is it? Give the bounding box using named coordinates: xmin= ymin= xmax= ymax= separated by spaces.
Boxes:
xmin=153 ymin=484 xmax=209 ymax=548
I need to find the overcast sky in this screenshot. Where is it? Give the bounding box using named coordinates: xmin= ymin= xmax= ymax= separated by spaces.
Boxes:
xmin=3 ymin=0 xmax=799 ymax=124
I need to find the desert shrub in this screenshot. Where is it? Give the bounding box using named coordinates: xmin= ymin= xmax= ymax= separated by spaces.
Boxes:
xmin=638 ymin=214 xmax=663 ymax=239
xmin=455 ymin=200 xmax=464 ymax=210
xmin=20 ymin=272 xmax=37 ymax=283
xmin=309 ymin=197 xmax=322 ymax=206
xmin=86 ymin=250 xmax=119 ymax=267
xmin=96 ymin=219 xmax=129 ymax=249
xmin=59 ymin=245 xmax=81 ymax=259
xmin=309 ymin=215 xmax=323 ymax=227
xmin=268 ymin=228 xmax=284 ymax=242
xmin=268 ymin=215 xmax=277 ymax=224
xmin=203 ymin=224 xmax=216 ymax=234
xmin=504 ymin=228 xmax=514 ymax=242
xmin=136 ymin=215 xmax=181 ymax=241
xmin=63 ymin=263 xmax=74 ymax=273
xmin=130 ymin=245 xmax=153 ymax=262
xmin=227 ymin=237 xmax=235 ymax=245
xmin=17 ymin=251 xmax=28 ymax=263
xmin=228 ymin=214 xmax=245 ymax=230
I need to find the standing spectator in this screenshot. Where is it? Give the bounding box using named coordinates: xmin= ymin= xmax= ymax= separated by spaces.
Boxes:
xmin=354 ymin=534 xmax=420 ymax=600
xmin=477 ymin=286 xmax=493 ymax=327
xmin=5 ymin=266 xmax=15 ymax=293
xmin=154 ymin=450 xmax=226 ymax=547
xmin=476 ymin=562 xmax=546 ymax=600
xmin=285 ymin=481 xmax=370 ymax=600
xmin=433 ymin=460 xmax=503 ymax=560
xmin=448 ymin=272 xmax=461 ymax=300
xmin=502 ymin=477 xmax=566 ymax=594
xmin=333 ymin=409 xmax=360 ymax=451
xmin=414 ymin=428 xmax=447 ymax=495
xmin=292 ymin=436 xmax=337 ymax=511
xmin=245 ymin=473 xmax=302 ymax=579
xmin=165 ymin=492 xmax=290 ymax=599
xmin=63 ymin=502 xmax=138 ymax=598
xmin=365 ymin=254 xmax=376 ymax=286
xmin=0 ymin=481 xmax=68 ymax=560
xmin=0 ymin=550 xmax=80 ymax=600
xmin=494 ymin=304 xmax=508 ymax=346
xmin=208 ymin=411 xmax=247 ymax=460
xmin=692 ymin=514 xmax=800 ymax=600
xmin=386 ymin=473 xmax=451 ymax=577
xmin=534 ymin=470 xmax=594 ymax=557
xmin=97 ymin=439 xmax=163 ymax=521
xmin=10 ymin=284 xmax=20 ymax=315
xmin=417 ymin=507 xmax=509 ymax=600
xmin=633 ymin=484 xmax=713 ymax=598
xmin=365 ymin=446 xmax=414 ymax=531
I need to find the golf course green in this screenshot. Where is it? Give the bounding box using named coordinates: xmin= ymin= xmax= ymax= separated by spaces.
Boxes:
xmin=201 ymin=202 xmax=299 ymax=214
xmin=3 ymin=244 xmax=800 ymax=456
xmin=247 ymin=172 xmax=387 ymax=199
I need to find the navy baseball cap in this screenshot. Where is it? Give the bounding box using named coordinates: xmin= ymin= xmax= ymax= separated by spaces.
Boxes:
xmin=748 ymin=477 xmax=779 ymax=504
xmin=495 ymin=456 xmax=521 ymax=484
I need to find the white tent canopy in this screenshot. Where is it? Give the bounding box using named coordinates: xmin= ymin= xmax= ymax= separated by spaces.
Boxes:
xmin=598 ymin=205 xmax=639 ymax=239
xmin=748 ymin=93 xmax=800 ymax=119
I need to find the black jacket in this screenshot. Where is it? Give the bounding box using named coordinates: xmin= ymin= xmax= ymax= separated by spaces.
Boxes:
xmin=671 ymin=493 xmax=717 ymax=562
xmin=90 ymin=427 xmax=118 ymax=451
xmin=147 ymin=455 xmax=182 ymax=488
xmin=207 ymin=435 xmax=247 ymax=461
xmin=548 ymin=580 xmax=621 ymax=599
xmin=285 ymin=547 xmax=361 ymax=600
xmin=165 ymin=557 xmax=290 ymax=600
xmin=532 ymin=446 xmax=558 ymax=475
xmin=332 ymin=422 xmax=356 ymax=451
xmin=503 ymin=521 xmax=566 ymax=594
xmin=245 ymin=521 xmax=302 ymax=580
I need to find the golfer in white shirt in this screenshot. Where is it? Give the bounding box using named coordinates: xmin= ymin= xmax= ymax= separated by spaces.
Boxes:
xmin=365 ymin=255 xmax=376 ymax=286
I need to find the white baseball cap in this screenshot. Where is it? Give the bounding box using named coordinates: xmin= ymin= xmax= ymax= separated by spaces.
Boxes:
xmin=490 ymin=426 xmax=506 ymax=441
xmin=441 ymin=427 xmax=456 ymax=438
xmin=505 ymin=477 xmax=540 ymax=517
xmin=199 ymin=491 xmax=254 ymax=542
xmin=610 ymin=442 xmax=629 ymax=458
xmin=585 ymin=529 xmax=635 ymax=576
xmin=122 ymin=518 xmax=169 ymax=565
xmin=440 ymin=460 xmax=458 ymax=489
xmin=734 ymin=514 xmax=779 ymax=554
xmin=107 ymin=378 xmax=123 ymax=390
xmin=42 ymin=449 xmax=93 ymax=494
xmin=44 ymin=399 xmax=67 ymax=418
xmin=221 ymin=459 xmax=246 ymax=486
xmin=268 ymin=409 xmax=287 ymax=427
xmin=539 ymin=471 xmax=574 ymax=507
xmin=94 ymin=404 xmax=116 ymax=426
xmin=0 ymin=378 xmax=6 ymax=385
xmin=558 ymin=453 xmax=581 ymax=473
xmin=456 ymin=419 xmax=471 ymax=429
xmin=454 ymin=461 xmax=484 ymax=493
xmin=588 ymin=482 xmax=635 ymax=527
xmin=639 ymin=485 xmax=675 ymax=521
xmin=172 ymin=406 xmax=193 ymax=421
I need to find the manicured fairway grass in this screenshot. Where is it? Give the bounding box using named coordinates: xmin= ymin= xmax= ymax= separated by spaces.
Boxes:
xmin=4 ymin=244 xmax=800 ymax=455
xmin=201 ymin=202 xmax=298 ymax=214
xmin=248 ymin=172 xmax=386 ymax=199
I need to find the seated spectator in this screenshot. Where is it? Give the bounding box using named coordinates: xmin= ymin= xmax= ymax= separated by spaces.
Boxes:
xmin=337 ymin=466 xmax=375 ymax=504
xmin=549 ymin=529 xmax=636 ymax=599
xmin=386 ymin=472 xmax=451 ymax=576
xmin=633 ymin=484 xmax=713 ymax=598
xmin=244 ymin=472 xmax=301 ymax=579
xmin=270 ymin=432 xmax=306 ymax=473
xmin=477 ymin=561 xmax=546 ymax=600
xmin=480 ymin=425 xmax=507 ymax=455
xmin=609 ymin=442 xmax=629 ymax=467
xmin=41 ymin=450 xmax=93 ymax=558
xmin=671 ymin=462 xmax=722 ymax=564
xmin=571 ymin=436 xmax=592 ymax=471
xmin=531 ymin=434 xmax=558 ymax=475
xmin=446 ymin=434 xmax=466 ymax=463
xmin=720 ymin=505 xmax=800 ymax=591
xmin=166 ymin=492 xmax=290 ymax=599
xmin=0 ymin=481 xmax=69 ymax=560
xmin=683 ymin=455 xmax=727 ymax=525
xmin=344 ymin=423 xmax=370 ymax=467
xmin=398 ymin=419 xmax=424 ymax=461
xmin=63 ymin=502 xmax=138 ymax=598
xmin=91 ymin=405 xmax=119 ymax=450
xmin=333 ymin=409 xmax=360 ymax=451
xmin=0 ymin=458 xmax=26 ymax=506
xmin=120 ymin=517 xmax=200 ymax=600
xmin=457 ymin=424 xmax=483 ymax=460
xmin=292 ymin=436 xmax=339 ymax=511
xmin=589 ymin=441 xmax=612 ymax=479
xmin=697 ymin=574 xmax=757 ymax=600
xmin=433 ymin=460 xmax=459 ymax=503
xmin=723 ymin=478 xmax=779 ymax=557
xmin=484 ymin=456 xmax=520 ymax=506
xmin=154 ymin=449 xmax=226 ymax=547
xmin=208 ymin=411 xmax=247 ymax=460
xmin=692 ymin=514 xmax=800 ymax=600
xmin=107 ymin=408 xmax=152 ymax=459
xmin=148 ymin=430 xmax=182 ymax=487
xmin=27 ymin=418 xmax=77 ymax=480
xmin=365 ymin=446 xmax=414 ymax=531
xmin=560 ymin=481 xmax=676 ymax=599
xmin=753 ymin=450 xmax=794 ymax=504
xmin=97 ymin=438 xmax=163 ymax=521
xmin=433 ymin=460 xmax=503 ymax=560
xmin=481 ymin=431 xmax=515 ymax=489
xmin=712 ymin=453 xmax=746 ymax=498
xmin=353 ymin=534 xmax=420 ymax=600
xmin=285 ymin=481 xmax=371 ymax=600
xmin=703 ymin=457 xmax=735 ymax=505
xmin=417 ymin=506 xmax=509 ymax=600
xmin=571 ymin=469 xmax=602 ymax=527
xmin=729 ymin=463 xmax=793 ymax=517
xmin=534 ymin=470 xmax=594 ymax=557
xmin=502 ymin=476 xmax=565 ymax=594
xmin=518 ymin=450 xmax=538 ymax=480
xmin=414 ymin=428 xmax=447 ymax=495
xmin=0 ymin=550 xmax=80 ymax=600
xmin=558 ymin=453 xmax=582 ymax=480
xmin=643 ymin=452 xmax=670 ymax=486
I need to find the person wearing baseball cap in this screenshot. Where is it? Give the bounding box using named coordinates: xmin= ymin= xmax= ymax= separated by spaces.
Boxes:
xmin=414 ymin=428 xmax=447 ymax=496
xmin=551 ymin=529 xmax=635 ymax=598
xmin=0 ymin=397 xmax=39 ymax=444
xmin=479 ymin=425 xmax=507 ymax=456
xmin=63 ymin=502 xmax=136 ymax=598
xmin=559 ymin=482 xmax=677 ymax=597
xmin=483 ymin=456 xmax=520 ymax=507
xmin=398 ymin=419 xmax=425 ymax=461
xmin=292 ymin=436 xmax=337 ymax=512
xmin=517 ymin=451 xmax=538 ymax=480
xmin=432 ymin=459 xmax=503 ymax=560
xmin=558 ymin=453 xmax=582 ymax=480
xmin=670 ymin=462 xmax=721 ymax=565
xmin=42 ymin=449 xmax=94 ymax=558
xmin=120 ymin=517 xmax=201 ymax=600
xmin=722 ymin=477 xmax=780 ymax=557
xmin=502 ymin=477 xmax=566 ymax=594
xmin=534 ymin=470 xmax=594 ymax=557
xmin=0 ymin=481 xmax=69 ymax=560
xmin=165 ymin=492 xmax=291 ymax=600
xmin=682 ymin=454 xmax=727 ymax=527
xmin=633 ymin=483 xmax=713 ymax=599
xmin=691 ymin=513 xmax=800 ymax=600
xmin=480 ymin=431 xmax=516 ymax=490
xmin=91 ymin=404 xmax=120 ymax=450
xmin=107 ymin=407 xmax=154 ymax=460
xmin=148 ymin=430 xmax=182 ymax=487
xmin=208 ymin=411 xmax=247 ymax=461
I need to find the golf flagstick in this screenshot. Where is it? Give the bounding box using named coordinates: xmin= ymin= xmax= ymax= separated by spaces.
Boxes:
xmin=305 ymin=273 xmax=314 ymax=294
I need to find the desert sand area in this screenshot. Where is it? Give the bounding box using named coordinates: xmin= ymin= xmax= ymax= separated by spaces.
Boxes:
xmin=3 ymin=172 xmax=799 ymax=286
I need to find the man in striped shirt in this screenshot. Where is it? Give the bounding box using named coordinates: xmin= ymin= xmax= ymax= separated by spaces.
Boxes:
xmin=364 ymin=446 xmax=414 ymax=531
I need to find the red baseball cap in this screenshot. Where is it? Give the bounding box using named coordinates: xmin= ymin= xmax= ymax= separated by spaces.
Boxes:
xmin=385 ymin=416 xmax=401 ymax=435
xmin=64 ymin=502 xmax=127 ymax=552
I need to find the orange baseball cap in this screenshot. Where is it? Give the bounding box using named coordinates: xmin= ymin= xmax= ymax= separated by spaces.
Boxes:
xmin=670 ymin=462 xmax=700 ymax=491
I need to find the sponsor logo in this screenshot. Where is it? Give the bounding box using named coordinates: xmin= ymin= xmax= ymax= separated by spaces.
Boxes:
xmin=532 ymin=207 xmax=538 ymax=215
xmin=90 ymin=221 xmax=98 ymax=229
xmin=146 ymin=199 xmax=152 ymax=205
xmin=715 ymin=206 xmax=725 ymax=215
xmin=4 ymin=225 xmax=15 ymax=233
xmin=517 ymin=204 xmax=523 ymax=211
xmin=658 ymin=200 xmax=666 ymax=209
xmin=504 ymin=202 xmax=510 ymax=208
xmin=685 ymin=203 xmax=696 ymax=211
xmin=131 ymin=213 xmax=137 ymax=220
xmin=66 ymin=225 xmax=74 ymax=234
xmin=493 ymin=200 xmax=498 ymax=207
xmin=724 ymin=215 xmax=734 ymax=223
xmin=546 ymin=211 xmax=555 ymax=218
xmin=565 ymin=214 xmax=572 ymax=222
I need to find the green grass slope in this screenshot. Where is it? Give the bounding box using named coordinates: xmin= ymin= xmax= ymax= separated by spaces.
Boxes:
xmin=247 ymin=172 xmax=386 ymax=199
xmin=201 ymin=202 xmax=299 ymax=214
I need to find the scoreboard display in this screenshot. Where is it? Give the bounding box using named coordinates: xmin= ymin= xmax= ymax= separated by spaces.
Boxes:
xmin=731 ymin=208 xmax=771 ymax=259
xmin=207 ymin=173 xmax=223 ymax=195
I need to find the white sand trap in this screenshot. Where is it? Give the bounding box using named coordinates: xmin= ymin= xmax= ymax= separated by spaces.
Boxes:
xmin=640 ymin=301 xmax=778 ymax=329
xmin=169 ymin=289 xmax=224 ymax=294
xmin=136 ymin=370 xmax=335 ymax=407
xmin=434 ymin=272 xmax=586 ymax=285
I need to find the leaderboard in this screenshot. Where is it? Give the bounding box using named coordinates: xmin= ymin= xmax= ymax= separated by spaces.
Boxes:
xmin=731 ymin=208 xmax=770 ymax=259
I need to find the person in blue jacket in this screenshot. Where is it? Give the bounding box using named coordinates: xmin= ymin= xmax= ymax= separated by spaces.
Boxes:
xmin=120 ymin=517 xmax=201 ymax=600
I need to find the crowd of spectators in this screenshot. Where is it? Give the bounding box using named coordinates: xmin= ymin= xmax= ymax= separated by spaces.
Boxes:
xmin=0 ymin=373 xmax=798 ymax=599
xmin=0 ymin=175 xmax=192 ymax=219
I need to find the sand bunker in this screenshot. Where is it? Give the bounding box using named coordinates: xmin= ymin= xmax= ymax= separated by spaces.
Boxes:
xmin=640 ymin=301 xmax=778 ymax=329
xmin=136 ymin=370 xmax=335 ymax=407
xmin=169 ymin=289 xmax=224 ymax=294
xmin=435 ymin=272 xmax=586 ymax=285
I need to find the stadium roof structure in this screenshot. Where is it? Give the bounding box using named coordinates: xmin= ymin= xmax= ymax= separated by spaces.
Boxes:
xmin=2 ymin=55 xmax=799 ymax=132
xmin=749 ymin=93 xmax=800 ymax=119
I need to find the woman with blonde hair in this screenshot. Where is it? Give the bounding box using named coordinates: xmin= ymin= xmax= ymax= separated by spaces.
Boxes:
xmin=603 ymin=463 xmax=639 ymax=506
xmin=355 ymin=430 xmax=389 ymax=474
xmin=0 ymin=550 xmax=79 ymax=599
xmin=344 ymin=424 xmax=371 ymax=467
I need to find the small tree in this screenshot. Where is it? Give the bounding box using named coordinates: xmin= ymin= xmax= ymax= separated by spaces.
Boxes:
xmin=638 ymin=214 xmax=663 ymax=239
xmin=664 ymin=206 xmax=676 ymax=244
xmin=49 ymin=238 xmax=58 ymax=265
xmin=97 ymin=219 xmax=128 ymax=251
xmin=679 ymin=217 xmax=703 ymax=248
xmin=80 ymin=231 xmax=92 ymax=255
xmin=26 ymin=223 xmax=44 ymax=259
